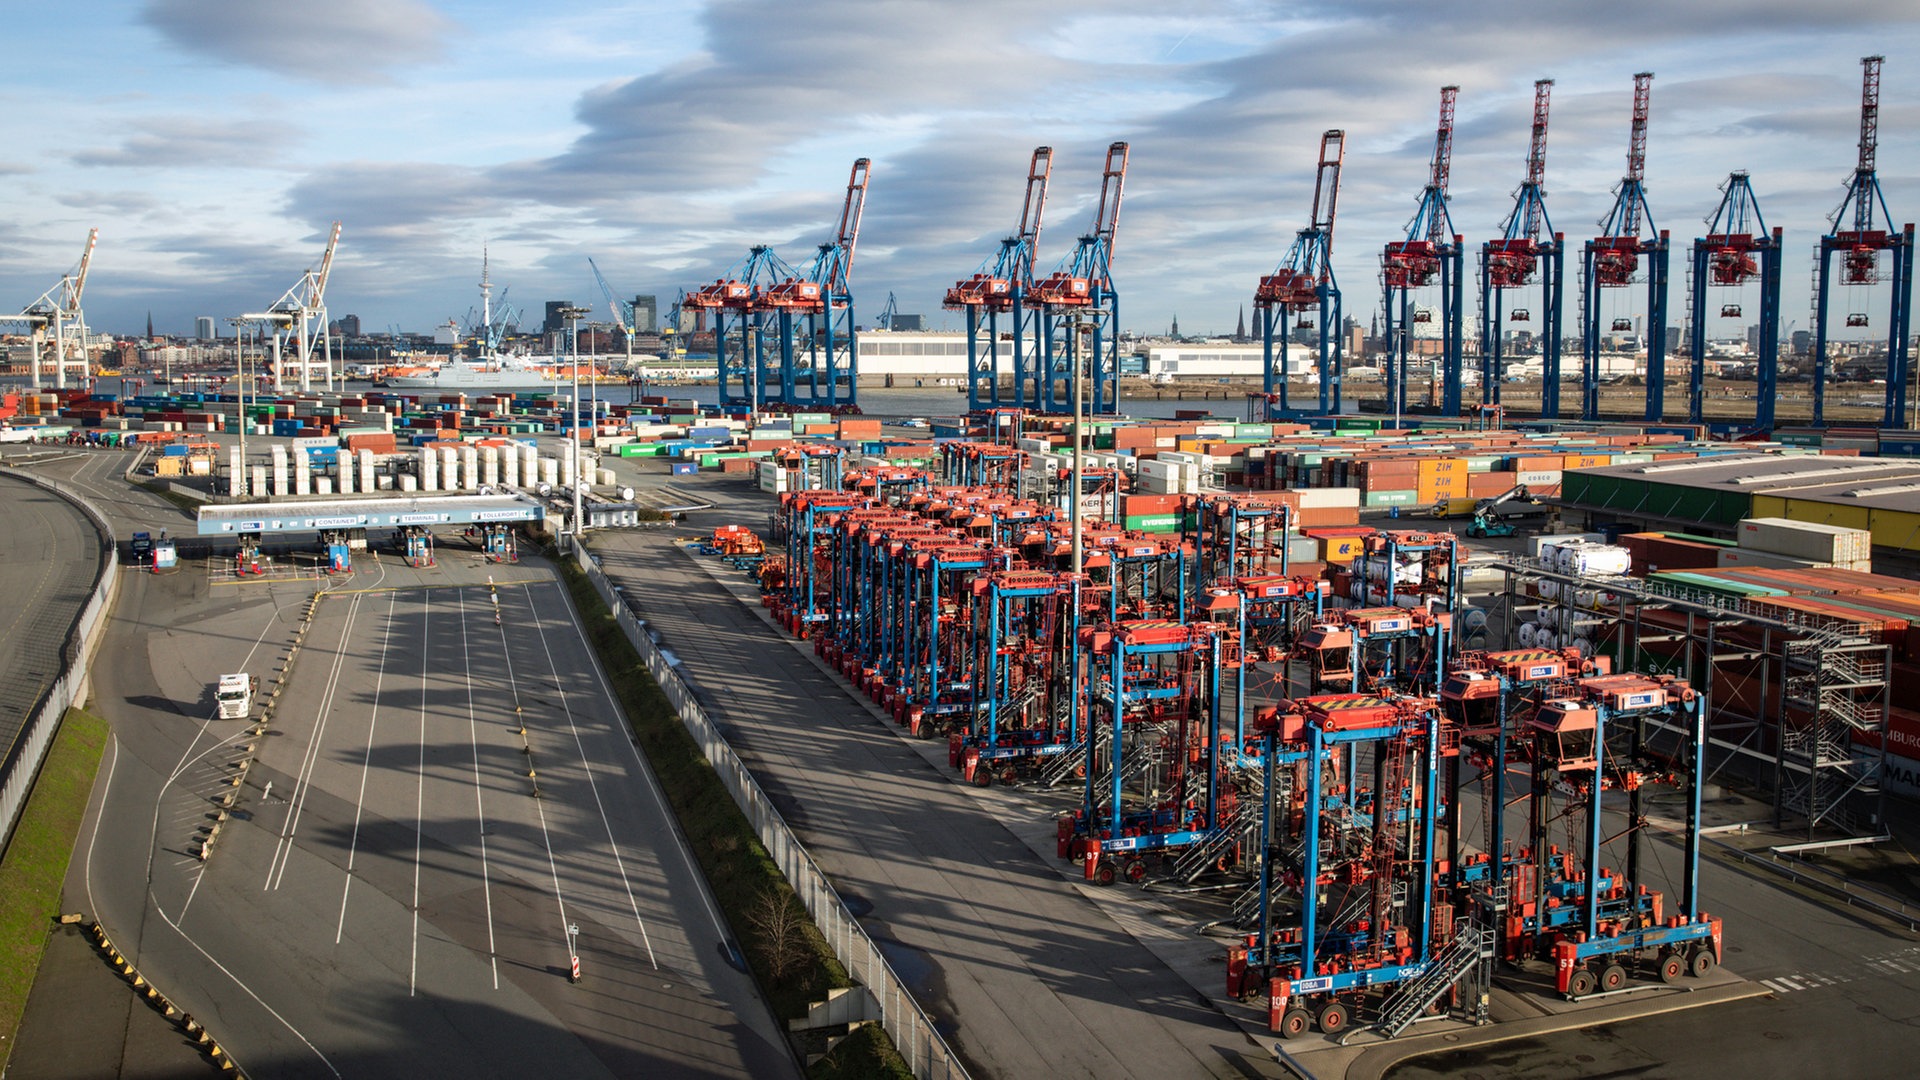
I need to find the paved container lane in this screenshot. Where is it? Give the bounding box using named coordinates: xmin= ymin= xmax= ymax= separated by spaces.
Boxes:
xmin=596 ymin=531 xmax=1283 ymax=1080
xmin=68 ymin=555 xmax=795 ymax=1080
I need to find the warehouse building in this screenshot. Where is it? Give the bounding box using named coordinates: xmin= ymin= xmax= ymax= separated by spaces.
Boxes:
xmin=1559 ymin=453 xmax=1920 ymax=573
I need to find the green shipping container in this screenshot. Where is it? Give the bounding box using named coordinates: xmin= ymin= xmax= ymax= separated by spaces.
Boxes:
xmin=1124 ymin=514 xmax=1180 ymax=532
xmin=1364 ymin=489 xmax=1418 ymax=507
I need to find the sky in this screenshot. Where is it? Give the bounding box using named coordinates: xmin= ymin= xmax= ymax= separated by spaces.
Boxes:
xmin=3 ymin=1 xmax=1918 ymax=343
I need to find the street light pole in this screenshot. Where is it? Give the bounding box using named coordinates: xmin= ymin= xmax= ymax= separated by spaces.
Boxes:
xmin=557 ymin=305 xmax=591 ymax=544
xmin=1071 ymin=316 xmax=1089 ymax=578
xmin=229 ymin=317 xmax=248 ymax=497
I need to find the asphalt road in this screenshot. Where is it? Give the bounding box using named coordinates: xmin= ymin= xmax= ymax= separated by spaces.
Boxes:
xmin=8 ymin=449 xmax=795 ymax=1079
xmin=0 ymin=469 xmax=106 ymax=764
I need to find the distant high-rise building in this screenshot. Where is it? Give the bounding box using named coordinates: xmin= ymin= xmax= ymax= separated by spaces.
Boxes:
xmin=544 ymin=301 xmax=576 ymax=335
xmin=631 ymin=295 xmax=658 ymax=334
xmin=195 ymin=316 xmax=215 ymax=340
xmin=1791 ymin=329 xmax=1812 ymax=356
xmin=891 ymin=313 xmax=926 ymax=332
xmin=338 ymin=314 xmax=362 ymax=337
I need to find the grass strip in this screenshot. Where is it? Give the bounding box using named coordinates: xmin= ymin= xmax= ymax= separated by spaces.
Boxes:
xmin=554 ymin=554 xmax=912 ymax=1080
xmin=0 ymin=707 xmax=110 ymax=1068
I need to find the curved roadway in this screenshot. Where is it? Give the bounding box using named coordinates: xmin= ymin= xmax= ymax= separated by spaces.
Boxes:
xmin=0 ymin=470 xmax=105 ymax=773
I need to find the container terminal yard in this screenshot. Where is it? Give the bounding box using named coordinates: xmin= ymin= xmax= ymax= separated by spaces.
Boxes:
xmin=0 ymin=57 xmax=1918 ymax=1080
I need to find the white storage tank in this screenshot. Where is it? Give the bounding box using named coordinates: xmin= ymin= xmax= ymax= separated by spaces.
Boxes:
xmin=1562 ymin=544 xmax=1632 ymax=576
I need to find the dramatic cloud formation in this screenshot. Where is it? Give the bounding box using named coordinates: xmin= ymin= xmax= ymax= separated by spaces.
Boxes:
xmin=140 ymin=0 xmax=454 ymax=83
xmin=0 ymin=1 xmax=1914 ymax=337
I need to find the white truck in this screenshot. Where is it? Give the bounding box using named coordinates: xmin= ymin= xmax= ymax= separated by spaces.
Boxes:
xmin=215 ymin=673 xmax=254 ymax=719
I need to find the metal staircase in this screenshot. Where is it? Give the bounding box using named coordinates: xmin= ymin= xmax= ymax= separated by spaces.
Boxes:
xmin=1368 ymin=919 xmax=1494 ymax=1039
xmin=1170 ymin=801 xmax=1247 ymax=882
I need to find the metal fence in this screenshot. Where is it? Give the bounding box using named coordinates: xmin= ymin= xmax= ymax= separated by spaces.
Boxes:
xmin=0 ymin=472 xmax=119 ymax=853
xmin=571 ymin=543 xmax=968 ymax=1080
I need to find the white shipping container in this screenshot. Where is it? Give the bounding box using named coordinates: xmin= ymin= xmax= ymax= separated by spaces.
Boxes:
xmin=1716 ymin=547 xmax=1826 ymax=571
xmin=1736 ymin=517 xmax=1872 ymax=565
xmin=1297 ymin=487 xmax=1362 ymax=509
xmin=1516 ymin=470 xmax=1563 ymax=487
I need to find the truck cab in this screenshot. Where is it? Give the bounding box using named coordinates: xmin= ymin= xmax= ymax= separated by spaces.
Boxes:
xmin=215 ymin=673 xmax=253 ymax=719
xmin=131 ymin=531 xmax=152 ymax=559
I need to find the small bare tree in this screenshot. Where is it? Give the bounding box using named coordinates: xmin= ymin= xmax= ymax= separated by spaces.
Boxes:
xmin=747 ymin=886 xmax=809 ymax=987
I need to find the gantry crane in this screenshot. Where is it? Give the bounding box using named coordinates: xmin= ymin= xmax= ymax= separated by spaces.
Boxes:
xmin=692 ymin=244 xmax=806 ymax=410
xmin=1687 ymin=173 xmax=1782 ymax=430
xmin=239 ymin=221 xmax=343 ymax=392
xmin=1812 ymin=56 xmax=1915 ymax=429
xmin=693 ymin=159 xmax=869 ymax=410
xmin=1580 ymin=74 xmax=1670 ymax=423
xmin=799 ymin=157 xmax=870 ymax=409
xmin=1479 ymin=80 xmax=1566 ymax=416
xmin=2 ymin=228 xmax=99 ymax=389
xmin=587 ymin=256 xmax=639 ymax=374
xmin=1383 ymin=88 xmax=1465 ymax=418
xmin=1030 ymin=141 xmax=1130 ymax=415
xmin=1257 ymin=130 xmax=1346 ymax=418
xmin=948 ymin=147 xmax=1054 ymax=412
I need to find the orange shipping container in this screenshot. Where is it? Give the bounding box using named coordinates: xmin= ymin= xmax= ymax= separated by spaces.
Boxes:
xmin=1468 ymin=471 xmax=1518 ymax=498
xmin=1297 ymin=506 xmax=1362 ymax=529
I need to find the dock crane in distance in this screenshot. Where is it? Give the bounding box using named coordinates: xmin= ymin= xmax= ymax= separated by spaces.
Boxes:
xmin=1383 ymin=87 xmax=1465 ymax=418
xmin=239 ymin=221 xmax=342 ymax=393
xmin=1581 ymin=73 xmax=1670 ymax=424
xmin=1257 ymin=130 xmax=1346 ymax=418
xmin=1812 ymin=55 xmax=1914 ymax=429
xmin=948 ymin=146 xmax=1053 ymax=412
xmin=1688 ymin=173 xmax=1782 ymax=431
xmin=1480 ymin=80 xmax=1566 ymax=417
xmin=587 ymin=256 xmax=639 ymax=376
xmin=1 ymin=228 xmax=99 ymax=390
xmin=800 ymin=157 xmax=870 ymax=409
xmin=696 ymin=157 xmax=868 ymax=411
xmin=1030 ymin=141 xmax=1130 ymax=416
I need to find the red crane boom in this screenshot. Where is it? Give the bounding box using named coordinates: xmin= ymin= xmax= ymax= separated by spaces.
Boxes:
xmin=1522 ymin=79 xmax=1554 ymax=241
xmin=1426 ymin=86 xmax=1458 ymax=247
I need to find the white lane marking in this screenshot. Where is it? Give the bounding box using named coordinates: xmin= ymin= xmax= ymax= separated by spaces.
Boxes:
xmin=411 ymin=590 xmax=431 ymax=997
xmin=551 ymin=579 xmax=732 ymax=946
xmin=337 ymin=590 xmax=401 ymax=944
xmin=521 ymin=582 xmax=658 ymax=968
xmin=153 ymin=899 xmax=341 ymax=1078
xmin=84 ymin=733 xmax=121 ymax=921
xmin=266 ymin=590 xmax=363 ymax=891
xmin=161 ymin=587 xmax=294 ymax=925
xmin=458 ymin=589 xmax=501 ymax=989
xmin=488 ymin=586 xmax=581 ymax=968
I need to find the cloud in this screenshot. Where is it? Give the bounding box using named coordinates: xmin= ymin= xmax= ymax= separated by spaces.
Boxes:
xmin=71 ymin=117 xmax=295 ymax=168
xmin=140 ymin=0 xmax=454 ymax=83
